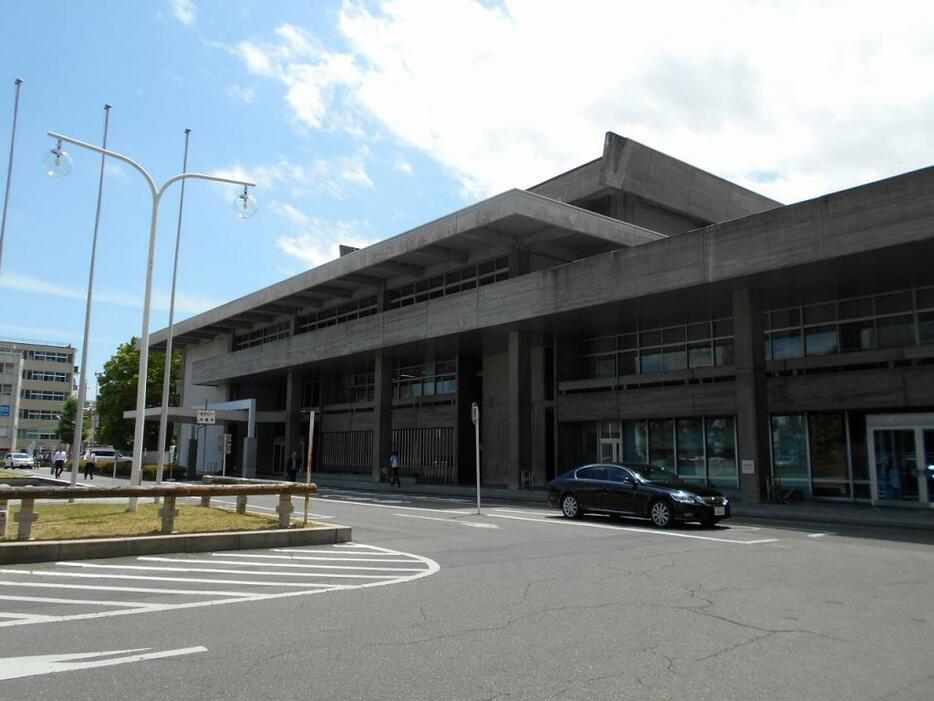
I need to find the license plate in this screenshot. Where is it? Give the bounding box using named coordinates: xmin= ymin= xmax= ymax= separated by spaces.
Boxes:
xmin=714 ymin=507 xmax=725 ymax=516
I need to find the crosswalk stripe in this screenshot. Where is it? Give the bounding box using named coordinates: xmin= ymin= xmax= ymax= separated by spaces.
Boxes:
xmin=0 ymin=569 xmax=333 ymax=588
xmin=0 ymin=594 xmax=156 ymax=608
xmin=0 ymin=579 xmax=258 ymax=598
xmin=57 ymin=562 xmax=400 ymax=579
xmin=216 ymin=553 xmax=417 ymax=564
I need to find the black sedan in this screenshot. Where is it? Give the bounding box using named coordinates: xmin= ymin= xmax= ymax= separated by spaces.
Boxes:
xmin=547 ymin=463 xmax=730 ymax=528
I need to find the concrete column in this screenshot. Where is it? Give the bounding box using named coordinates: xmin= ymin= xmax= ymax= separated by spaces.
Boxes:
xmin=371 ymin=351 xmax=393 ymax=482
xmin=276 ymin=492 xmax=294 ymax=528
xmin=159 ymin=494 xmax=178 ymax=534
xmin=733 ymin=287 xmax=771 ymax=503
xmin=284 ymin=371 xmax=301 ymax=455
xmin=507 ymin=329 xmax=531 ymax=489
xmin=16 ymin=498 xmax=37 ymax=540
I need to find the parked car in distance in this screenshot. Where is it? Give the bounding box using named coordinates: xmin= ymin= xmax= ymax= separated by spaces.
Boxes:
xmin=3 ymin=452 xmax=35 ymax=469
xmin=548 ymin=462 xmax=731 ymax=528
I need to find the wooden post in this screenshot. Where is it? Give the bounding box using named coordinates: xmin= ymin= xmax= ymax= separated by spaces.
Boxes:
xmin=236 ymin=494 xmax=248 ymax=514
xmin=276 ymin=491 xmax=294 ymax=529
xmin=199 ymin=495 xmax=211 ymax=508
xmin=16 ymin=498 xmax=38 ymax=541
xmin=159 ymin=494 xmax=178 ymax=534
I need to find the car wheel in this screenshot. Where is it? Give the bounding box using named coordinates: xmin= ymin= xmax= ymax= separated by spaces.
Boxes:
xmin=561 ymin=494 xmax=582 ymax=519
xmin=649 ymin=499 xmax=673 ymax=528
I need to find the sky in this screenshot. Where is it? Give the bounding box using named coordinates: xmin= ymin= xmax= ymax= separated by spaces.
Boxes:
xmin=0 ymin=0 xmax=933 ymax=397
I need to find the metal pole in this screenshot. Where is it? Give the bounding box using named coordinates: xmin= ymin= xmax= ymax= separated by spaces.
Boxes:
xmin=70 ymin=104 xmax=111 ymax=489
xmin=472 ymin=402 xmax=481 ymax=515
xmin=0 ymin=78 xmax=24 ymax=277
xmin=304 ymin=410 xmax=316 ymax=526
xmin=155 ymin=128 xmax=191 ymax=494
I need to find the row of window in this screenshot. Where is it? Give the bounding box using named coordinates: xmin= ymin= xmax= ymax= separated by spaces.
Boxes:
xmin=385 ymin=256 xmax=509 ymax=310
xmin=20 ymin=389 xmax=67 ymax=401
xmin=232 ymin=321 xmax=291 ymax=352
xmin=20 ymin=409 xmax=62 ymax=421
xmin=577 ymin=319 xmax=735 ymax=379
xmin=17 ymin=429 xmax=58 ymax=440
xmin=580 ymin=417 xmax=738 ymax=488
xmin=0 ymin=383 xmax=11 ymax=396
xmin=393 ymin=360 xmax=456 ymax=400
xmin=297 ymin=297 xmax=378 ymax=334
xmin=21 ymin=349 xmax=72 ymax=363
xmin=23 ymin=370 xmax=70 ymax=383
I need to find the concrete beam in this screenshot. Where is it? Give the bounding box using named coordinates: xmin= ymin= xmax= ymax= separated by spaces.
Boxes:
xmin=408 ymin=245 xmax=469 ymax=264
xmin=371 ymin=260 xmax=424 ymax=278
xmin=341 ymin=273 xmax=386 ymax=288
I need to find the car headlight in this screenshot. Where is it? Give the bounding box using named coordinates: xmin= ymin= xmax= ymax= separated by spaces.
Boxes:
xmin=671 ymin=492 xmax=696 ymax=503
xmin=722 ymin=497 xmax=729 ymax=506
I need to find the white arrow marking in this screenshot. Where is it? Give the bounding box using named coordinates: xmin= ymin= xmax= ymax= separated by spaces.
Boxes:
xmin=0 ymin=647 xmax=207 ymax=681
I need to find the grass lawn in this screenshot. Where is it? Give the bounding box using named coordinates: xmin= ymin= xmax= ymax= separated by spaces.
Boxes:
xmin=0 ymin=470 xmax=26 ymax=479
xmin=3 ymin=502 xmax=315 ymax=541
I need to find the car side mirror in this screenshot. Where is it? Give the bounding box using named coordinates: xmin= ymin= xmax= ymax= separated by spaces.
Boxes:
xmin=625 ymin=476 xmax=636 ymax=486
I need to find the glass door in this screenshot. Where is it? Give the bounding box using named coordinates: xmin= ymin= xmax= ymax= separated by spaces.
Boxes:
xmin=599 ymin=438 xmax=621 ymax=464
xmin=867 ymin=414 xmax=934 ymax=507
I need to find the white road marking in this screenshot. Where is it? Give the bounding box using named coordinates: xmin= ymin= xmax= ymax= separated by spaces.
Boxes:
xmin=487 ymin=513 xmax=779 ymax=544
xmin=808 ymin=533 xmax=828 ymax=538
xmin=493 ymin=508 xmax=560 ymax=517
xmin=0 ymin=594 xmax=156 ymax=608
xmin=137 ymin=557 xmax=425 ymax=572
xmin=228 ymin=552 xmax=416 ymax=563
xmin=0 ymin=580 xmax=260 ymax=598
xmin=0 ymin=568 xmax=330 ymax=588
xmin=316 ymin=496 xmax=472 ymax=515
xmin=56 ymin=562 xmax=398 ymax=580
xmin=394 ymin=513 xmax=499 ymax=529
xmin=0 ymin=647 xmax=207 ymax=681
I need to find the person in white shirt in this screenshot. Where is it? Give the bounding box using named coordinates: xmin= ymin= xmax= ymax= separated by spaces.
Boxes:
xmin=82 ymin=448 xmax=96 ymax=480
xmin=53 ymin=449 xmax=67 ymax=478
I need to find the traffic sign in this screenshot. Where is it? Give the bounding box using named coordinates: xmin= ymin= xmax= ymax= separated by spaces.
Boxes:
xmin=196 ymin=409 xmax=216 ymax=425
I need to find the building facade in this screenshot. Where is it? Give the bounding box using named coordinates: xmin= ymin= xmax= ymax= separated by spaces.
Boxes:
xmin=0 ymin=339 xmax=75 ymax=453
xmin=150 ymin=133 xmax=934 ymax=508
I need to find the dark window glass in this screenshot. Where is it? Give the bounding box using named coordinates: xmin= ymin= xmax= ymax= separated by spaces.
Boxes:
xmin=577 ymin=465 xmax=608 ymax=481
xmin=875 ymin=291 xmax=912 ymax=314
xmin=770 ymin=309 xmax=800 ymax=329
xmin=713 ymin=319 xmax=733 ymax=337
xmin=662 ymin=347 xmax=687 ymax=371
xmin=688 ymin=342 xmax=713 ymax=368
xmin=623 ymin=420 xmax=647 ymax=462
xmin=803 ymin=303 xmax=836 ymax=325
xmin=596 ymin=337 xmax=616 ymax=353
xmin=771 ymin=415 xmax=810 ymax=494
xmin=805 ymin=325 xmax=838 ymax=356
xmin=595 ymin=356 xmax=616 ymax=378
xmin=917 ymin=287 xmax=934 ymax=310
xmin=618 ymin=352 xmax=638 ymax=375
xmin=606 ymin=466 xmax=633 ymax=484
xmin=705 ymin=417 xmax=737 ymax=487
xmin=676 ymin=419 xmax=704 ymax=479
xmin=578 ymin=357 xmax=595 ymax=379
xmin=648 ymin=419 xmax=674 ymax=469
xmin=714 ymin=340 xmax=734 ymax=366
xmin=662 ymin=327 xmax=685 ymax=344
xmin=877 ymin=314 xmax=915 ymax=349
xmin=919 ymin=311 xmax=934 ymax=344
xmin=809 ymin=413 xmax=848 ymax=482
xmin=640 ymin=350 xmax=663 ymax=374
xmin=579 ymin=340 xmax=596 ymax=355
xmin=619 ymin=334 xmax=637 ymax=350
xmin=639 ymin=330 xmax=661 ymax=347
xmin=687 ymin=322 xmax=710 ymax=341
xmin=771 ymin=330 xmax=803 ymax=360
xmin=839 ymin=297 xmax=873 ymax=319
xmin=840 ymin=320 xmax=876 ymax=351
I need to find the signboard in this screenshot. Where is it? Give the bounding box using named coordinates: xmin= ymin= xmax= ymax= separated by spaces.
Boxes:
xmin=0 ymin=405 xmax=9 ymax=417
xmin=741 ymin=459 xmax=756 ymax=475
xmin=218 ymin=433 xmax=232 ymax=454
xmin=471 ymin=402 xmax=479 ymax=426
xmin=196 ymin=409 xmax=216 ymax=425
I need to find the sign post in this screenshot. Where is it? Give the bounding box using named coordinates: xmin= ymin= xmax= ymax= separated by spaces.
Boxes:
xmin=219 ymin=433 xmax=232 ymax=476
xmin=303 ymin=410 xmax=316 ymax=526
xmin=471 ymin=402 xmax=480 ymax=515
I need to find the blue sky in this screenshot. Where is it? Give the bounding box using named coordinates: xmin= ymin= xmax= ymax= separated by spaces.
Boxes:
xmin=1 ymin=0 xmax=933 ymax=396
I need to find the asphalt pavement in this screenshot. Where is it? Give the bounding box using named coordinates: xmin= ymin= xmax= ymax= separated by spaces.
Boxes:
xmin=1 ymin=484 xmax=932 ymax=699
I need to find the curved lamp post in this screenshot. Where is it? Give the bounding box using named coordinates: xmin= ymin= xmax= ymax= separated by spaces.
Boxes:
xmin=44 ymin=131 xmax=256 ymax=510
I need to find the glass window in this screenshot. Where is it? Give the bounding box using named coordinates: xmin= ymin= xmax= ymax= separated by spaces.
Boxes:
xmin=619 ymin=334 xmax=637 ymax=350
xmin=713 ymin=319 xmax=733 ymax=337
xmin=770 ymin=309 xmax=800 ymax=329
xmin=606 ymin=466 xmax=634 ymax=483
xmin=648 ymin=419 xmax=674 ymax=469
xmin=662 ymin=327 xmax=685 ymax=344
xmin=596 ymin=337 xmax=616 ymax=353
xmin=805 ymin=325 xmax=838 ymax=356
xmin=917 ymin=287 xmax=934 ymax=310
xmin=639 ymin=330 xmax=661 ymax=347
xmin=705 ymin=417 xmax=737 ymax=487
xmin=687 ymin=323 xmax=710 ymax=341
xmin=601 ymin=421 xmax=621 ymax=439
xmin=876 ymin=314 xmax=915 ymax=349
xmin=581 ymin=423 xmax=598 ymax=464
xmin=640 ymin=350 xmax=662 ymax=374
xmin=688 ymin=342 xmax=713 ymax=368
xmin=577 ymin=465 xmax=608 ymax=481
xmin=875 ymin=291 xmax=912 ymax=314
xmin=618 ymin=352 xmax=638 ymax=375
xmin=771 ymin=330 xmax=803 ymax=360
xmin=919 ymin=311 xmax=934 ymax=345
xmin=839 ymin=297 xmax=873 ymax=319
xmin=714 ymin=339 xmax=734 ymax=366
xmin=623 ymin=420 xmax=647 ymax=462
xmin=803 ymin=303 xmax=836 ymax=325
xmin=595 ymin=356 xmax=616 ymax=378
xmin=840 ymin=320 xmax=875 ymax=351
xmin=771 ymin=414 xmax=810 ymax=494
xmin=676 ymin=419 xmax=704 ymax=479
xmin=662 ymin=347 xmax=687 ymax=372
xmin=808 ymin=413 xmax=849 ymax=497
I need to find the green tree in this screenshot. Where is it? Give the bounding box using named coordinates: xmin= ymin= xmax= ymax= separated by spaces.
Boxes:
xmin=56 ymin=396 xmax=91 ymax=448
xmin=96 ymin=338 xmax=180 ymax=451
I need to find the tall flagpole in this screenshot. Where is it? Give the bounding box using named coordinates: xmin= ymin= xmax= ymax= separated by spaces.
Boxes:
xmin=155 ymin=128 xmax=191 ymax=490
xmin=70 ymin=104 xmax=111 ymax=487
xmin=0 ymin=78 xmax=24 ymax=276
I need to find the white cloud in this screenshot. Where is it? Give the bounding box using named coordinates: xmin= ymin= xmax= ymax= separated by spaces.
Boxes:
xmin=231 ymin=0 xmax=934 ymax=204
xmin=226 ymin=84 xmax=256 ymax=103
xmin=276 ymin=218 xmax=376 ymax=268
xmin=171 ymin=0 xmax=196 ymax=26
xmin=394 ymin=156 xmax=413 ymax=175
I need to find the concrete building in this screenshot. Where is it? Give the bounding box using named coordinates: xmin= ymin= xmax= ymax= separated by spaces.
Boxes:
xmin=148 ymin=132 xmax=934 ymax=508
xmin=0 ymin=349 xmax=24 ymax=455
xmin=0 ymin=339 xmax=75 ymax=453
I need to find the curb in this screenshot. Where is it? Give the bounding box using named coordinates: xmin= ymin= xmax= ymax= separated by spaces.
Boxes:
xmin=0 ymin=524 xmax=352 ymax=565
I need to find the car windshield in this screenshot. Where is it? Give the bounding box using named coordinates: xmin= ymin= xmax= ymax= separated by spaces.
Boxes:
xmin=625 ymin=464 xmax=681 ymax=483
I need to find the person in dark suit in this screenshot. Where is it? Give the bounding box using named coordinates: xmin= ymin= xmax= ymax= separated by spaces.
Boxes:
xmin=286 ymin=450 xmax=301 ymax=482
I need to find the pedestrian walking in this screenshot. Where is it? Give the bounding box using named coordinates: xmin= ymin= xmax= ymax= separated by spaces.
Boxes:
xmin=82 ymin=448 xmax=96 ymax=480
xmin=389 ymin=450 xmax=401 ymax=487
xmin=52 ymin=448 xmax=67 ymax=478
xmin=286 ymin=450 xmax=300 ymax=482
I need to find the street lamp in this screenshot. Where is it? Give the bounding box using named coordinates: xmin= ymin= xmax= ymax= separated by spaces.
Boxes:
xmin=45 ymin=130 xmax=256 ymax=511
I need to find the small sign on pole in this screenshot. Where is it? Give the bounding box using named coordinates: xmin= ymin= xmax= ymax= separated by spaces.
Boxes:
xmin=196 ymin=409 xmax=216 ymax=425
xmin=471 ymin=402 xmax=480 ymax=515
